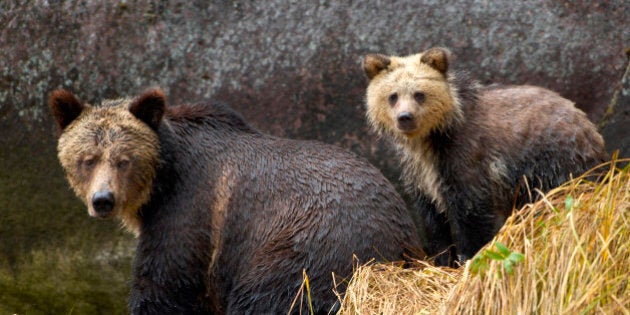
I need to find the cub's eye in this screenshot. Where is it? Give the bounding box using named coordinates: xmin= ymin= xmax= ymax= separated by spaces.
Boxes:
xmin=388 ymin=93 xmax=398 ymax=106
xmin=414 ymin=92 xmax=425 ymax=103
xmin=116 ymin=159 xmax=130 ymax=170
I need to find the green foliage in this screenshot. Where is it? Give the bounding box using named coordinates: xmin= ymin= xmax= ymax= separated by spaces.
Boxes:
xmin=564 ymin=194 xmax=574 ymax=211
xmin=470 ymin=242 xmax=525 ymax=278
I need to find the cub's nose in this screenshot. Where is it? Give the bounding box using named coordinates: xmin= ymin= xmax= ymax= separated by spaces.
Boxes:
xmin=92 ymin=191 xmax=115 ymax=217
xmin=397 ymin=112 xmax=416 ymax=131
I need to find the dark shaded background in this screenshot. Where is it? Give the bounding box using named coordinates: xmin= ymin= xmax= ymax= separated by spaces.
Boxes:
xmin=1 ymin=1 xmax=628 ymax=313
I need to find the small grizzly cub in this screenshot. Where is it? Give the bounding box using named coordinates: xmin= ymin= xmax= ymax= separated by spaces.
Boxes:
xmin=363 ymin=47 xmax=607 ymax=266
xmin=49 ymin=89 xmax=423 ymax=314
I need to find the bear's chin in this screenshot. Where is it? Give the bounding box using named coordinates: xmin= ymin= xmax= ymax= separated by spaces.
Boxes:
xmin=88 ymin=208 xmax=116 ymax=219
xmin=397 ymin=128 xmax=425 ymax=140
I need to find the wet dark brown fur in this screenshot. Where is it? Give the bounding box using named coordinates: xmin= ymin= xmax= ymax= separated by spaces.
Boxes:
xmin=49 ymin=89 xmax=423 ymax=314
xmin=363 ymin=47 xmax=607 ymax=266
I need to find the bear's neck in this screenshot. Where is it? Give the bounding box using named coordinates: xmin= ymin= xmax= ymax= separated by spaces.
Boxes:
xmin=136 ymin=123 xmax=180 ymax=226
xmin=424 ymin=70 xmax=480 ymax=153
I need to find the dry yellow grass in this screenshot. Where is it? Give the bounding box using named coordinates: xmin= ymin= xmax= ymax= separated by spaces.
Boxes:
xmin=336 ymin=260 xmax=461 ymax=315
xmin=337 ymin=158 xmax=630 ymax=315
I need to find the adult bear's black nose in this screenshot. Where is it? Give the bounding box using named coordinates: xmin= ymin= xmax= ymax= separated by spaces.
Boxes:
xmin=397 ymin=112 xmax=416 ymax=131
xmin=92 ymin=191 xmax=115 ymax=217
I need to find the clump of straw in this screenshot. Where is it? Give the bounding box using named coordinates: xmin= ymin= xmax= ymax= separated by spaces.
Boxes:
xmin=338 ymin=158 xmax=629 ymax=314
xmin=337 ymin=260 xmax=460 ymax=314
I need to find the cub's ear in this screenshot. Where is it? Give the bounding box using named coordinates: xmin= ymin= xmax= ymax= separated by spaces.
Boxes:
xmin=420 ymin=47 xmax=451 ymax=74
xmin=49 ymin=89 xmax=85 ymax=131
xmin=129 ymin=88 xmax=166 ymax=130
xmin=363 ymin=54 xmax=391 ymax=80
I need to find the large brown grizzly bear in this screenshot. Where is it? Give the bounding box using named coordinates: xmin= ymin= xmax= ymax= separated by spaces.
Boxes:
xmin=49 ymin=88 xmax=423 ymax=314
xmin=363 ymin=47 xmax=607 ymax=266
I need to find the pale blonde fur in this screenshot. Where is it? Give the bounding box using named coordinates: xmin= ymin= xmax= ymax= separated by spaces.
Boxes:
xmin=208 ymin=164 xmax=236 ymax=271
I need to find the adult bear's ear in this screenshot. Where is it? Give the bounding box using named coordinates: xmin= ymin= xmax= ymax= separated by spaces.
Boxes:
xmin=363 ymin=54 xmax=391 ymax=80
xmin=129 ymin=88 xmax=166 ymax=130
xmin=420 ymin=47 xmax=451 ymax=75
xmin=49 ymin=89 xmax=85 ymax=131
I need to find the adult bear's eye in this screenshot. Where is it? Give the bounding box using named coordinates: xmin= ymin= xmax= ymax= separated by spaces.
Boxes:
xmin=79 ymin=155 xmax=97 ymax=170
xmin=116 ymin=159 xmax=130 ymax=170
xmin=84 ymin=156 xmax=96 ymax=167
xmin=388 ymin=93 xmax=398 ymax=106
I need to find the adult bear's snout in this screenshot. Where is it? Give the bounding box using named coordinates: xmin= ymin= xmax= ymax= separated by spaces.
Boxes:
xmin=92 ymin=191 xmax=115 ymax=217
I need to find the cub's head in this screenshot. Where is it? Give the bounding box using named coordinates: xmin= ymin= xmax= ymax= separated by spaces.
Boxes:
xmin=49 ymin=89 xmax=166 ymax=235
xmin=363 ymin=47 xmax=462 ymax=141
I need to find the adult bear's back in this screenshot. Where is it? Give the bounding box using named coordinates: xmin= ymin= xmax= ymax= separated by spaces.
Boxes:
xmin=161 ymin=101 xmax=423 ymax=313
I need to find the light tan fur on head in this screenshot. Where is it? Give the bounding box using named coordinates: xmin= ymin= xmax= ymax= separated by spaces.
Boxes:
xmin=51 ymin=90 xmax=164 ymax=235
xmin=364 ymin=47 xmax=462 ymax=142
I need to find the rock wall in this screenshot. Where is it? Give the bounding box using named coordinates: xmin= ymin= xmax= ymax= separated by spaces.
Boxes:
xmin=2 ymin=1 xmax=628 ymax=141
